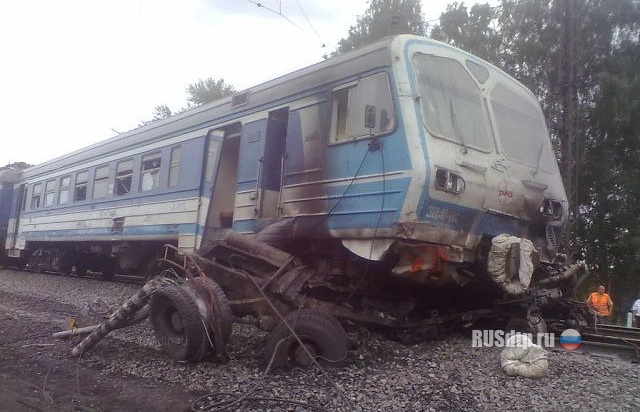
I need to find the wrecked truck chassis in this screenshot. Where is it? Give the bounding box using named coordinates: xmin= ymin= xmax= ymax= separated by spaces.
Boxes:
xmin=152 ymin=237 xmax=494 ymax=334
xmin=148 ymin=232 xmax=585 ymax=339
xmin=65 ymin=233 xmax=591 ymax=368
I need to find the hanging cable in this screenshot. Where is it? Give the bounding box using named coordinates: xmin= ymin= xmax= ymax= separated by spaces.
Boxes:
xmin=345 ymin=136 xmax=386 ymax=304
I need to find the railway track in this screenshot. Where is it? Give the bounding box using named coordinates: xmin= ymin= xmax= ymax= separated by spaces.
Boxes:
xmin=3 ymin=265 xmax=148 ymax=285
xmin=7 ymin=262 xmax=640 ymax=363
xmin=571 ymin=324 xmax=640 ymax=361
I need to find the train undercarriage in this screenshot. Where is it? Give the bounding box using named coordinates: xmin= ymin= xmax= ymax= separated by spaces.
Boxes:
xmin=11 ymin=240 xmax=170 ymax=278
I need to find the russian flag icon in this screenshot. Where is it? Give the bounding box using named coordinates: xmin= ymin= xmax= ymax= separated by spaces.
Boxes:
xmin=560 ymin=329 xmax=582 ymax=351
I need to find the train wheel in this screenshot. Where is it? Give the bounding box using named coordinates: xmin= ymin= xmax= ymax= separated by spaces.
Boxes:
xmin=149 ymin=284 xmax=205 ymax=361
xmin=73 ymin=259 xmax=88 ymax=277
xmin=100 ymin=259 xmax=116 ymax=279
xmin=264 ymin=309 xmax=348 ymax=370
xmin=57 ymin=263 xmax=72 ymax=275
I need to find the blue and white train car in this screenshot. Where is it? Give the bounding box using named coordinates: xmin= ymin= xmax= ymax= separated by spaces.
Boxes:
xmin=4 ymin=127 xmax=211 ymax=274
xmin=5 ymin=35 xmax=567 ymax=291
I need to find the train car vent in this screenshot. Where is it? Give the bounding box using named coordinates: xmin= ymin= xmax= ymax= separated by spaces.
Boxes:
xmin=231 ymin=91 xmax=249 ymax=108
xmin=111 ymin=217 xmax=125 ymax=234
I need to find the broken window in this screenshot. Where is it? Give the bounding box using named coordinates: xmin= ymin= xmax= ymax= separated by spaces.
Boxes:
xmin=490 ymin=82 xmax=555 ymax=172
xmin=114 ymin=159 xmax=134 ymax=196
xmin=74 ymin=170 xmax=88 ymax=201
xmin=31 ymin=182 xmax=42 ymax=209
xmin=21 ymin=186 xmax=27 ymax=211
xmin=168 ymin=147 xmax=181 ymax=188
xmin=44 ymin=179 xmax=57 ymax=207
xmin=329 ymin=73 xmax=395 ymax=143
xmin=58 ymin=176 xmax=71 ymax=205
xmin=331 ymin=87 xmax=352 ymax=142
xmin=140 ymin=152 xmax=161 ymax=191
xmin=413 ymin=53 xmax=492 ymax=151
xmin=93 ymin=165 xmax=110 ymax=199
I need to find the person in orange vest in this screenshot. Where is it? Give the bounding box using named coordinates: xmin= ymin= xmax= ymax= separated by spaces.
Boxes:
xmin=586 ymin=285 xmax=613 ymax=321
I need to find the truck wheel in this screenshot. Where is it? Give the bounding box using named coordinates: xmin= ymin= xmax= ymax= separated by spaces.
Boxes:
xmin=264 ymin=309 xmax=348 ymax=369
xmin=150 ymin=284 xmax=205 ymax=361
xmin=185 ymin=277 xmax=233 ymax=345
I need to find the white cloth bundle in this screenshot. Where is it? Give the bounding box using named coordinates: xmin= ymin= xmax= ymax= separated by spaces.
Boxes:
xmin=500 ymin=334 xmax=548 ymax=378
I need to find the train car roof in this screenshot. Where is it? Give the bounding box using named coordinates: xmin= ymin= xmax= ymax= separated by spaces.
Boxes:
xmin=20 ymin=35 xmax=414 ymax=180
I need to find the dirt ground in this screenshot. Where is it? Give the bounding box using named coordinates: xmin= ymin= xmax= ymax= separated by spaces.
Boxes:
xmin=0 ymin=289 xmax=199 ymax=412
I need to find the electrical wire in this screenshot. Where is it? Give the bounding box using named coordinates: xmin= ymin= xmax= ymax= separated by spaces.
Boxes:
xmin=324 ymin=144 xmax=373 ymax=221
xmin=243 ymin=0 xmax=326 ymax=48
xmin=244 ymin=0 xmax=305 ymax=31
xmin=294 ymin=0 xmax=325 ymax=47
xmin=344 ymin=137 xmax=386 ymax=305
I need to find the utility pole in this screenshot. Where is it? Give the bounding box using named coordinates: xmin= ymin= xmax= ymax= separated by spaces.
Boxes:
xmin=557 ymin=0 xmax=579 ymax=257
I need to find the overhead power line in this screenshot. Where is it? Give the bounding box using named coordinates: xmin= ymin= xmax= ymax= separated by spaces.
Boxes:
xmin=243 ymin=0 xmax=326 ymax=48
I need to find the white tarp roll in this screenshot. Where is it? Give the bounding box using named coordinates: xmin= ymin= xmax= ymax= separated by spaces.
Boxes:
xmin=487 ymin=234 xmax=536 ymax=295
xmin=500 ymin=334 xmax=548 ymax=378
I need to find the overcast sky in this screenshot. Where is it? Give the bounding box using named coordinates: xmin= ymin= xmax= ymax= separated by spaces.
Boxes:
xmin=0 ymin=0 xmax=494 ymax=166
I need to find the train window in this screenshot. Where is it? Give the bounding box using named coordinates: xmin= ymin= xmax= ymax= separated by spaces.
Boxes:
xmin=21 ymin=187 xmax=27 ymax=211
xmin=74 ymin=171 xmax=88 ymax=201
xmin=413 ymin=53 xmax=492 ymax=151
xmin=490 ymin=82 xmax=555 ymax=172
xmin=465 ymin=60 xmax=489 ymax=84
xmin=331 ymin=87 xmax=351 ymax=141
xmin=205 ymin=129 xmax=228 ymax=183
xmin=31 ymin=182 xmax=43 ymax=209
xmin=168 ymin=147 xmax=181 ymax=188
xmin=330 ymin=73 xmax=395 ymax=143
xmin=58 ymin=176 xmax=71 ymax=205
xmin=140 ymin=152 xmax=161 ymax=191
xmin=43 ymin=179 xmax=57 ymax=207
xmin=93 ymin=165 xmax=110 ymax=199
xmin=115 ymin=160 xmax=134 ymax=196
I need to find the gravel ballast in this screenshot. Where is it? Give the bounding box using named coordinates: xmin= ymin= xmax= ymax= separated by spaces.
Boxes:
xmin=0 ymin=268 xmax=638 ymax=411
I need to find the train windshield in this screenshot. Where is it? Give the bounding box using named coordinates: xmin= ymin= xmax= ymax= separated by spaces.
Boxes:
xmin=490 ymin=82 xmax=556 ymax=172
xmin=412 ymin=53 xmax=493 ymax=152
xmin=412 ymin=52 xmax=556 ymax=173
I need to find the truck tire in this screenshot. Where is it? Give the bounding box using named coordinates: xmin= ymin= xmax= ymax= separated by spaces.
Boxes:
xmin=150 ymin=284 xmax=205 ymax=361
xmin=264 ymin=309 xmax=348 ymax=369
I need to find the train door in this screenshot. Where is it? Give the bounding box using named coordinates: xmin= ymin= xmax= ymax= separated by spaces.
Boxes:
xmin=200 ymin=124 xmax=241 ymax=245
xmin=257 ymin=108 xmax=288 ymax=219
xmin=233 ymin=108 xmax=289 ymax=233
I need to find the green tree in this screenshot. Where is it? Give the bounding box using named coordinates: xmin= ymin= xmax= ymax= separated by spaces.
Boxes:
xmin=578 ymin=40 xmax=640 ymax=310
xmin=430 ymin=2 xmax=501 ymax=62
xmin=186 ymin=77 xmax=235 ymax=107
xmin=140 ymin=77 xmax=235 ymax=126
xmin=333 ymin=0 xmax=426 ymax=56
xmin=152 ymin=104 xmax=173 ymax=121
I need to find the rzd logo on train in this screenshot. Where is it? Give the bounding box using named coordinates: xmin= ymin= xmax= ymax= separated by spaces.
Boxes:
xmin=498 ymin=181 xmax=513 ymax=205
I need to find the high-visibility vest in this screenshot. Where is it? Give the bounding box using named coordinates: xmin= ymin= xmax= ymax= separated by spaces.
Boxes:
xmin=588 ymin=292 xmax=612 ymax=316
